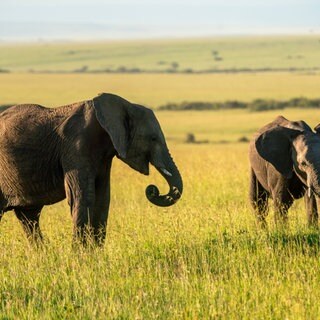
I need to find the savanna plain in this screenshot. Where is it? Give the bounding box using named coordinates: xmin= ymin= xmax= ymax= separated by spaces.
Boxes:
xmin=1 ymin=36 xmax=320 ymax=319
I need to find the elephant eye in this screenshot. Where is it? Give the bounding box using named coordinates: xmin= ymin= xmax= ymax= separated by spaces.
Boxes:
xmin=151 ymin=135 xmax=157 ymax=142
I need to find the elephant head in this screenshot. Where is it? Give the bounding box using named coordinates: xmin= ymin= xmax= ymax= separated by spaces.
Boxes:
xmin=256 ymin=116 xmax=320 ymax=196
xmin=91 ymin=93 xmax=183 ymax=207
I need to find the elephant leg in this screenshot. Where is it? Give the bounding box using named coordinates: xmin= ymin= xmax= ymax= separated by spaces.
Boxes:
xmin=64 ymin=169 xmax=97 ymax=245
xmin=0 ymin=197 xmax=5 ymax=222
xmin=92 ymin=163 xmax=112 ymax=246
xmin=304 ymin=193 xmax=318 ymax=227
xmin=249 ymin=169 xmax=269 ymax=228
xmin=15 ymin=206 xmax=43 ymax=244
xmin=272 ymin=190 xmax=293 ymax=226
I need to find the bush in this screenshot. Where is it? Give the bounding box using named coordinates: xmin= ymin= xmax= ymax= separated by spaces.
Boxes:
xmin=248 ymin=99 xmax=285 ymax=112
xmin=0 ymin=104 xmax=14 ymax=113
xmin=238 ymin=136 xmax=249 ymax=143
xmin=74 ymin=65 xmax=88 ymax=73
xmin=158 ymin=100 xmax=245 ymax=111
xmin=288 ymin=97 xmax=320 ymax=108
xmin=185 ymin=133 xmax=196 ymax=143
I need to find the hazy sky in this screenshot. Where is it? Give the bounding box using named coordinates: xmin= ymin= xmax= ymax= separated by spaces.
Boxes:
xmin=2 ymin=0 xmax=319 ymax=4
xmin=1 ymin=0 xmax=319 ymax=40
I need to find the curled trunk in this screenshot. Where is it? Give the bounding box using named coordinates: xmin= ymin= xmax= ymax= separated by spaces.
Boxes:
xmin=145 ymin=155 xmax=183 ymax=207
xmin=306 ymin=165 xmax=320 ymax=197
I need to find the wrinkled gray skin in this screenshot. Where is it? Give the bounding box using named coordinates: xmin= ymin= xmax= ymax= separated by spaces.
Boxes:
xmin=249 ymin=116 xmax=320 ymax=227
xmin=0 ymin=93 xmax=183 ymax=245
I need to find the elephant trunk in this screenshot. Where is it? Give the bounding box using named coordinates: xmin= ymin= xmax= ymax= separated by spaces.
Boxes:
xmin=307 ymin=163 xmax=320 ymax=197
xmin=146 ymin=151 xmax=183 ymax=207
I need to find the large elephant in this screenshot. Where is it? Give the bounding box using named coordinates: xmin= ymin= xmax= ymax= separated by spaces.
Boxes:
xmin=0 ymin=93 xmax=183 ymax=245
xmin=249 ymin=116 xmax=320 ymax=227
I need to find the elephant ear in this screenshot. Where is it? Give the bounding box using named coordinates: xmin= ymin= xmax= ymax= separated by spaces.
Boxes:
xmin=92 ymin=93 xmax=131 ymax=158
xmin=255 ymin=116 xmax=304 ymax=178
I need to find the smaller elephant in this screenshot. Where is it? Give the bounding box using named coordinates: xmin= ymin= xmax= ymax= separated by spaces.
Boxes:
xmin=249 ymin=116 xmax=320 ymax=227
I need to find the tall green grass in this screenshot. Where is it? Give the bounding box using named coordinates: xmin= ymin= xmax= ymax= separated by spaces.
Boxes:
xmin=1 ymin=111 xmax=320 ymax=318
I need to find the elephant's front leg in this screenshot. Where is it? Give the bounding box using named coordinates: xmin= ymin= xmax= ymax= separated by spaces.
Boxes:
xmin=272 ymin=190 xmax=293 ymax=227
xmin=92 ymin=163 xmax=112 ymax=246
xmin=304 ymin=192 xmax=318 ymax=227
xmin=64 ymin=169 xmax=96 ymax=245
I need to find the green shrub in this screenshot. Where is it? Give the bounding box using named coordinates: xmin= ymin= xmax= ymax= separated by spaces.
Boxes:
xmin=158 ymin=97 xmax=320 ymax=111
xmin=0 ymin=104 xmax=13 ymax=113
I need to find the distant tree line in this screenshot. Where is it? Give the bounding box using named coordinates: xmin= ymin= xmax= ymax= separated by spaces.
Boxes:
xmin=4 ymin=66 xmax=320 ymax=74
xmin=0 ymin=105 xmax=12 ymax=113
xmin=1 ymin=97 xmax=320 ymax=113
xmin=158 ymin=97 xmax=320 ymax=112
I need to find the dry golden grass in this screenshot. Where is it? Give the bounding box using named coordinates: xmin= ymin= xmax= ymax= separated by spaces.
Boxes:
xmin=1 ymin=72 xmax=320 ymax=108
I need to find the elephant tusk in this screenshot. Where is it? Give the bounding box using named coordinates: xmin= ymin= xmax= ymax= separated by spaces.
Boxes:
xmin=308 ymin=187 xmax=312 ymax=198
xmin=160 ymin=168 xmax=172 ymax=177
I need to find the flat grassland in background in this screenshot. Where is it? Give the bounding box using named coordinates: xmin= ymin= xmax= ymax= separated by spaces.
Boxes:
xmin=1 ymin=72 xmax=320 ymax=108
xmin=1 ymin=37 xmax=320 ymax=319
xmin=1 ymin=36 xmax=320 ymax=72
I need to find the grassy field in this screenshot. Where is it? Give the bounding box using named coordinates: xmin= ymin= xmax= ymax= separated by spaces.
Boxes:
xmin=1 ymin=108 xmax=320 ymax=319
xmin=1 ymin=36 xmax=320 ymax=73
xmin=1 ymin=37 xmax=320 ymax=318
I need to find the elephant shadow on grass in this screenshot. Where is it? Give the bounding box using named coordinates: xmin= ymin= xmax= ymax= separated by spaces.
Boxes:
xmin=267 ymin=231 xmax=320 ymax=255
xmin=204 ymin=229 xmax=320 ymax=258
xmin=122 ymin=229 xmax=320 ymax=280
